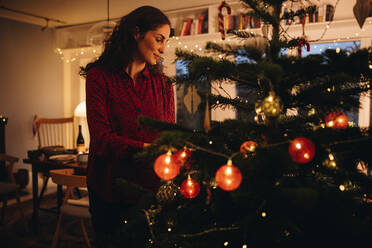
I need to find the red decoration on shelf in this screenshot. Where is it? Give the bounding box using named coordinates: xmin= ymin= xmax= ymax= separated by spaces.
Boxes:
xmin=298 ymin=14 xmax=310 ymax=57
xmin=218 ymin=1 xmax=231 ymax=40
xmin=180 ymin=176 xmax=200 ymax=199
xmin=240 ymin=141 xmax=258 ymax=156
xmin=288 ymin=137 xmax=315 ymax=164
xmin=215 ymin=159 xmax=242 ymax=191
xmin=173 ymin=147 xmax=192 ymax=170
xmin=325 ymin=112 xmax=349 ymax=129
xmin=298 ymin=38 xmax=310 ymax=57
xmin=154 ymin=150 xmax=180 ymax=180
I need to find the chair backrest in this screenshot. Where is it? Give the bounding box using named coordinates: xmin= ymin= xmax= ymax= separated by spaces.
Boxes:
xmin=33 ymin=115 xmax=75 ymax=149
xmin=0 ymin=153 xmax=19 ymax=183
xmin=50 ymin=169 xmax=87 ymax=207
xmin=50 ymin=169 xmax=86 ymax=188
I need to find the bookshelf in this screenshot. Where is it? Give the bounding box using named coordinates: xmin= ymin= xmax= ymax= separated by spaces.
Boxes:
xmin=165 ymin=2 xmax=247 ymax=37
xmin=164 ymin=1 xmax=354 ymax=39
xmin=166 ymin=7 xmax=209 ymax=37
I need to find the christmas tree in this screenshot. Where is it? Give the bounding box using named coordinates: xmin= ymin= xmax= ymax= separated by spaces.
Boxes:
xmin=115 ymin=1 xmax=372 ymax=247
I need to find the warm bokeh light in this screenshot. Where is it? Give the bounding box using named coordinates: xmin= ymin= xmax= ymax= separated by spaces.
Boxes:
xmin=240 ymin=141 xmax=258 ymax=156
xmin=180 ymin=176 xmax=200 ymax=199
xmin=154 ymin=151 xmax=180 ymax=180
xmin=325 ymin=112 xmax=348 ymax=129
xmin=215 ymin=159 xmax=242 ymax=191
xmin=288 ymin=137 xmax=315 ymax=164
xmin=173 ymin=147 xmax=192 ymax=170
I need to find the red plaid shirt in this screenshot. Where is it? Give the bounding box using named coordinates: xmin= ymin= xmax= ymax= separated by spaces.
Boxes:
xmin=86 ymin=65 xmax=175 ymax=202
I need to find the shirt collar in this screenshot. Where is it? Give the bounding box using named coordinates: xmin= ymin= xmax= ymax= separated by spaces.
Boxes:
xmin=141 ymin=64 xmax=151 ymax=79
xmin=120 ymin=64 xmax=150 ymax=80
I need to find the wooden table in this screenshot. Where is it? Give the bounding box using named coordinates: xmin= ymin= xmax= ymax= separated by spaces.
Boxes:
xmin=23 ymin=157 xmax=86 ymax=234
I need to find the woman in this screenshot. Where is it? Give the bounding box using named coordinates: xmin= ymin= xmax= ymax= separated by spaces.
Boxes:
xmin=80 ymin=6 xmax=174 ymax=247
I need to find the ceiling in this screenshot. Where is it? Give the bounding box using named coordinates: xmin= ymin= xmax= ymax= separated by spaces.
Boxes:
xmin=0 ymin=0 xmax=221 ymax=28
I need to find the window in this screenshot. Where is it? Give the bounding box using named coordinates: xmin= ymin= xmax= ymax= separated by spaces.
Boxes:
xmin=302 ymin=41 xmax=361 ymax=125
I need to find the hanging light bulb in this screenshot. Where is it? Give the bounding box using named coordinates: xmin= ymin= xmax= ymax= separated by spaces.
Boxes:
xmin=180 ymin=175 xmax=200 ymax=199
xmin=154 ymin=150 xmax=180 ymax=180
xmin=215 ymin=159 xmax=242 ymax=191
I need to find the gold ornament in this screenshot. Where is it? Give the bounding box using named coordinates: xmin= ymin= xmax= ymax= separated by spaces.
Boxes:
xmin=260 ymin=91 xmax=282 ymax=117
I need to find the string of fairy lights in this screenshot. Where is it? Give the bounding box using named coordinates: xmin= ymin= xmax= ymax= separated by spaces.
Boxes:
xmin=119 ymin=119 xmax=372 ymax=247
xmin=55 ymin=11 xmax=372 ymax=64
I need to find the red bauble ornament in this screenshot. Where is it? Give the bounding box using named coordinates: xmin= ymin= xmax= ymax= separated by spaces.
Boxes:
xmin=154 ymin=151 xmax=180 ymax=180
xmin=180 ymin=176 xmax=200 ymax=199
xmin=215 ymin=159 xmax=242 ymax=191
xmin=173 ymin=147 xmax=192 ymax=170
xmin=288 ymin=137 xmax=315 ymax=164
xmin=240 ymin=141 xmax=258 ymax=156
xmin=325 ymin=112 xmax=348 ymax=129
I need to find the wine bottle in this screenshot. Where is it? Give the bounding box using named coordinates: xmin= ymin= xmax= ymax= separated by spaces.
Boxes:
xmin=76 ymin=125 xmax=85 ymax=154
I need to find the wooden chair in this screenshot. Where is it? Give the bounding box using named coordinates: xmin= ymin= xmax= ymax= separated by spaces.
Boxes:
xmin=50 ymin=168 xmax=91 ymax=248
xmin=0 ymin=154 xmax=28 ymax=231
xmin=33 ymin=115 xmax=75 ymax=150
xmin=32 ymin=115 xmax=75 ymax=203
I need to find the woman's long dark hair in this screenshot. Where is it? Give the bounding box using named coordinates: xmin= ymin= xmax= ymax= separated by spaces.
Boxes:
xmin=80 ymin=6 xmax=170 ymax=77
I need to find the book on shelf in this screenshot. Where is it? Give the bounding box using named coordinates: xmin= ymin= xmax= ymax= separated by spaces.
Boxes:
xmin=318 ymin=5 xmax=324 ymax=22
xmin=179 ymin=14 xmax=207 ymax=36
xmin=325 ymin=4 xmax=335 ymax=21
xmin=280 ymin=4 xmax=334 ymax=25
xmin=181 ymin=17 xmax=193 ymax=36
xmin=197 ymin=15 xmax=204 ymax=34
xmin=216 ymin=13 xmax=262 ymax=32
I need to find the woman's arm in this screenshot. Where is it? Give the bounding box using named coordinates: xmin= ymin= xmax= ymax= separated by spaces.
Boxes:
xmin=164 ymin=79 xmax=176 ymax=124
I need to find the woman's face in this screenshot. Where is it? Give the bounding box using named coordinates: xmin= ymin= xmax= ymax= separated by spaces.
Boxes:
xmin=135 ymin=24 xmax=170 ymax=65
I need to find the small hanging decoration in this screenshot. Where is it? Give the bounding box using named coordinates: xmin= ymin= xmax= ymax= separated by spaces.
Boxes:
xmin=353 ymin=0 xmax=371 ymax=29
xmin=215 ymin=159 xmax=242 ymax=191
xmin=297 ymin=13 xmax=310 ymax=57
xmin=260 ymin=91 xmax=282 ymax=117
xmin=180 ymin=175 xmax=201 ymax=199
xmin=254 ymin=102 xmax=266 ymax=123
xmin=183 ymin=85 xmax=201 ymax=114
xmin=325 ymin=112 xmax=349 ymax=129
xmin=218 ymin=1 xmax=231 ymax=40
xmin=204 ymin=89 xmax=211 ymax=133
xmin=154 ymin=150 xmax=180 ymax=180
xmin=288 ymin=137 xmax=315 ymax=164
xmin=156 ymin=181 xmax=180 ymax=205
xmin=240 ymin=141 xmax=258 ymax=157
xmin=356 ymin=161 xmax=369 ymax=176
xmin=173 ymin=147 xmax=192 ymax=170
xmin=298 ymin=38 xmax=310 ymax=57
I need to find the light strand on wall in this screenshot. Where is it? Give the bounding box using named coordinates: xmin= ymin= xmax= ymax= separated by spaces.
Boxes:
xmin=166 ymin=20 xmax=371 ymax=54
xmin=55 ymin=19 xmax=371 ymax=63
xmin=55 ymin=46 xmax=102 ymax=64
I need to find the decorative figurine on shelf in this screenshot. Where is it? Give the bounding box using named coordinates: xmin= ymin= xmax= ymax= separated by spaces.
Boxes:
xmin=218 ymin=0 xmax=231 ymax=40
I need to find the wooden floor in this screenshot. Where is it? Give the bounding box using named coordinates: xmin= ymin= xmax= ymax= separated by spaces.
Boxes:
xmin=1 ymin=181 xmax=95 ymax=248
